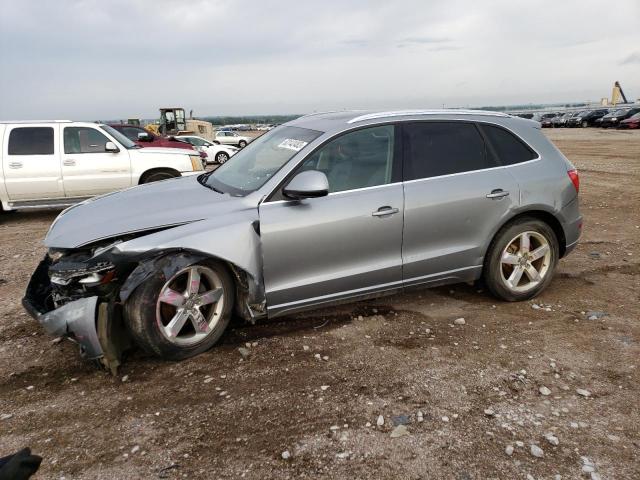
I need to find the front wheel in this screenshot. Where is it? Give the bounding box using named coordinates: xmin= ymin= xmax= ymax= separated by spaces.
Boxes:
xmin=140 ymin=169 xmax=179 ymax=183
xmin=215 ymin=152 xmax=229 ymax=164
xmin=125 ymin=259 xmax=234 ymax=360
xmin=483 ymin=218 xmax=558 ymax=301
xmin=582 ymin=121 xmax=588 ymax=128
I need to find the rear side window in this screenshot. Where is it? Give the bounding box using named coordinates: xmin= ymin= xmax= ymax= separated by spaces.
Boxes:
xmin=8 ymin=127 xmax=54 ymax=155
xmin=64 ymin=127 xmax=110 ymax=154
xmin=403 ymin=122 xmax=494 ymax=180
xmin=480 ymin=124 xmax=537 ymax=165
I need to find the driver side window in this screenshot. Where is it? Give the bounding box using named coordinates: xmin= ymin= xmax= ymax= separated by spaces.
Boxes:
xmin=299 ymin=125 xmax=396 ymax=193
xmin=64 ymin=127 xmax=110 ymax=154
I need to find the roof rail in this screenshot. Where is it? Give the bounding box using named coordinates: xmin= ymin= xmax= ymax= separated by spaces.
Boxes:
xmin=347 ymin=109 xmax=510 ymax=124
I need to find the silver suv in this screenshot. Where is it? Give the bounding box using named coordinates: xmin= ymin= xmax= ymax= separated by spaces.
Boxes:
xmin=23 ymin=110 xmax=582 ymax=368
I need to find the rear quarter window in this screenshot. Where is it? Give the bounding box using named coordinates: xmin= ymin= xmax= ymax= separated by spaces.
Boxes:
xmin=479 ymin=124 xmax=537 ymax=165
xmin=8 ymin=127 xmax=54 ymax=155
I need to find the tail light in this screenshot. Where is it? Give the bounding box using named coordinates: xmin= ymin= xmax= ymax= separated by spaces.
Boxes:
xmin=568 ymin=169 xmax=579 ymax=193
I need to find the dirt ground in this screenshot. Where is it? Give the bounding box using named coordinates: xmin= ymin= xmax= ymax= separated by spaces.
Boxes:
xmin=1 ymin=128 xmax=638 ymax=480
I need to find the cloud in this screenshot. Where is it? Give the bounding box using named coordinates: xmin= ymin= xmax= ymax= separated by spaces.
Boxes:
xmin=620 ymin=52 xmax=640 ymax=65
xmin=0 ymin=0 xmax=639 ymax=119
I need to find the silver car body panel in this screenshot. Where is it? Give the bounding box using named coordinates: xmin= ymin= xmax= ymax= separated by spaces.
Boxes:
xmin=37 ymin=296 xmax=103 ymax=359
xmin=36 ymin=110 xmax=581 ymax=336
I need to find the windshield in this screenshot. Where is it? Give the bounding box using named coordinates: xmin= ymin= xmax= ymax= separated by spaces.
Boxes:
xmin=204 ymin=125 xmax=322 ymax=195
xmin=612 ymin=109 xmax=627 ymax=116
xmin=100 ymin=125 xmax=138 ymax=149
xmin=629 ymin=112 xmax=640 ymax=120
xmin=185 ymin=137 xmax=207 ymax=146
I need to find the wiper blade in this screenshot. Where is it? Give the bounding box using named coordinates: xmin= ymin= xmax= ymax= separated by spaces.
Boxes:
xmin=197 ymin=173 xmax=224 ymax=194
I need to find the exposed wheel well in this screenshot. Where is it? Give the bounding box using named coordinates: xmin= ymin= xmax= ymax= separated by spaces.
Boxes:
xmin=139 ymin=168 xmax=180 ymax=184
xmin=492 ymin=211 xmax=567 ymax=258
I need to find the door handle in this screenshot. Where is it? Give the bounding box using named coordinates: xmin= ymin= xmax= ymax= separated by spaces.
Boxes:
xmin=8 ymin=161 xmax=23 ymax=169
xmin=372 ymin=206 xmax=399 ymax=217
xmin=486 ymin=189 xmax=509 ymax=199
xmin=63 ymin=159 xmax=76 ymax=166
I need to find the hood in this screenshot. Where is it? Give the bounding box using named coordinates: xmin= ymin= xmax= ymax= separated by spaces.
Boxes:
xmin=132 ymin=147 xmax=195 ymax=156
xmin=46 ymin=175 xmax=246 ymax=248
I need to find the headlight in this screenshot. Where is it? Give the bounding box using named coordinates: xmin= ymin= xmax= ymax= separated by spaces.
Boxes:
xmin=190 ymin=155 xmax=204 ymax=171
xmin=49 ymin=249 xmax=65 ymax=262
xmin=611 ymin=117 xmax=617 ymax=121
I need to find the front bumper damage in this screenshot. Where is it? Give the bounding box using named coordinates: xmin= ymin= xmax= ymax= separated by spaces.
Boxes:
xmin=22 ymin=254 xmax=132 ymax=374
xmin=23 ymin=295 xmax=102 ymax=358
xmin=23 ymin=248 xmax=266 ymax=373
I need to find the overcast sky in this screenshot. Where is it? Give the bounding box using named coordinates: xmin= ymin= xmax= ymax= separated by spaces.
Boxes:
xmin=1 ymin=0 xmax=639 ymax=120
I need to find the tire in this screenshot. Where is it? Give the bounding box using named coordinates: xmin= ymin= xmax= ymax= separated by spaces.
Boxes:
xmin=238 ymin=140 xmax=247 ymax=148
xmin=125 ymin=258 xmax=235 ymax=360
xmin=483 ymin=217 xmax=559 ymax=302
xmin=215 ymin=152 xmax=229 ymax=164
xmin=582 ymin=121 xmax=588 ymax=128
xmin=140 ymin=169 xmax=179 ymax=184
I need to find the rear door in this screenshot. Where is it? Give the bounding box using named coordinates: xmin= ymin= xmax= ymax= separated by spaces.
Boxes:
xmin=401 ymin=121 xmax=520 ymax=286
xmin=1 ymin=124 xmax=64 ymax=201
xmin=260 ymin=124 xmax=404 ymax=315
xmin=60 ymin=125 xmax=132 ymax=198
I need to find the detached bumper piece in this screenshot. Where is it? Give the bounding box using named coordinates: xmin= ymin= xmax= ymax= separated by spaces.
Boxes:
xmin=22 ymin=256 xmax=131 ymax=373
xmin=23 ymin=295 xmax=103 ymax=359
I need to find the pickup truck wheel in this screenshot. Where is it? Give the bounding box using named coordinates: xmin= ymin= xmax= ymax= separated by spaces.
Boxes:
xmin=238 ymin=140 xmax=247 ymax=148
xmin=483 ymin=218 xmax=558 ymax=302
xmin=125 ymin=259 xmax=234 ymax=360
xmin=140 ymin=169 xmax=179 ymax=184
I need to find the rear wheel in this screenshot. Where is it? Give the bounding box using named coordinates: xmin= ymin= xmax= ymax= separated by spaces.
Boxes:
xmin=483 ymin=218 xmax=558 ymax=301
xmin=238 ymin=140 xmax=247 ymax=148
xmin=125 ymin=259 xmax=234 ymax=360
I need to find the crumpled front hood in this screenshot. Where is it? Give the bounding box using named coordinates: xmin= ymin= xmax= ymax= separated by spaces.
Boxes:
xmin=46 ymin=175 xmax=244 ymax=248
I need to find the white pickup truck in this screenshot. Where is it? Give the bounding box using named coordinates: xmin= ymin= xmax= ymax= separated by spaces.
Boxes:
xmin=0 ymin=121 xmax=205 ymax=212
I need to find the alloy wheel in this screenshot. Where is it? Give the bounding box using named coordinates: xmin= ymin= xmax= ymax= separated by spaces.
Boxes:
xmin=156 ymin=265 xmax=225 ymax=346
xmin=499 ymin=231 xmax=551 ymax=293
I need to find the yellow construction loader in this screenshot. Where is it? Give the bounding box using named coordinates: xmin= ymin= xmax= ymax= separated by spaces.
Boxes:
xmin=146 ymin=108 xmax=215 ymax=142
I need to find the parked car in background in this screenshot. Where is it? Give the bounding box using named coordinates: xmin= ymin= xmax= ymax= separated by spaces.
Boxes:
xmin=552 ymin=113 xmax=573 ymax=128
xmin=600 ymin=107 xmax=640 ymax=128
xmin=0 ymin=121 xmax=205 ymax=212
xmin=215 ymin=130 xmax=251 ymax=148
xmin=540 ymin=113 xmax=560 ymax=128
xmin=567 ymin=109 xmax=609 ymax=128
xmin=618 ymin=112 xmax=640 ymax=129
xmin=109 ymin=124 xmax=193 ymax=150
xmin=23 ymin=110 xmax=581 ymax=368
xmin=109 ymin=123 xmax=208 ymax=163
xmin=175 ymin=135 xmax=239 ymax=164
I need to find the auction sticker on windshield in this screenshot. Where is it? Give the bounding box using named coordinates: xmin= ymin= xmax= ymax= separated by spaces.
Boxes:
xmin=278 ymin=139 xmax=308 ymax=151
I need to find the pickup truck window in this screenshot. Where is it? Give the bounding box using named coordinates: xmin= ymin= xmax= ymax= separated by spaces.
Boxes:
xmin=99 ymin=125 xmax=138 ymax=149
xmin=64 ymin=127 xmax=110 ymax=154
xmin=8 ymin=127 xmax=54 ymax=155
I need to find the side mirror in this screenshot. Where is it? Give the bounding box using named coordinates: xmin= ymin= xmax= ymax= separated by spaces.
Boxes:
xmin=138 ymin=132 xmax=152 ymax=141
xmin=105 ymin=141 xmax=119 ymax=153
xmin=283 ymin=170 xmax=329 ymax=200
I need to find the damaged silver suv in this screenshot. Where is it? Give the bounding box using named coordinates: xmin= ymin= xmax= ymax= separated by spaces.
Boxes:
xmin=23 ymin=110 xmax=582 ymax=369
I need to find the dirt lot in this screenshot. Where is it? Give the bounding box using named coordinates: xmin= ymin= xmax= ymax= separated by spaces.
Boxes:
xmin=1 ymin=128 xmax=638 ymax=479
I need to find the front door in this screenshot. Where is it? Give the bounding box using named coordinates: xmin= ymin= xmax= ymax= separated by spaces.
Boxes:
xmin=260 ymin=125 xmax=404 ymax=316
xmin=2 ymin=124 xmax=64 ymax=201
xmin=61 ymin=125 xmax=131 ymax=198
